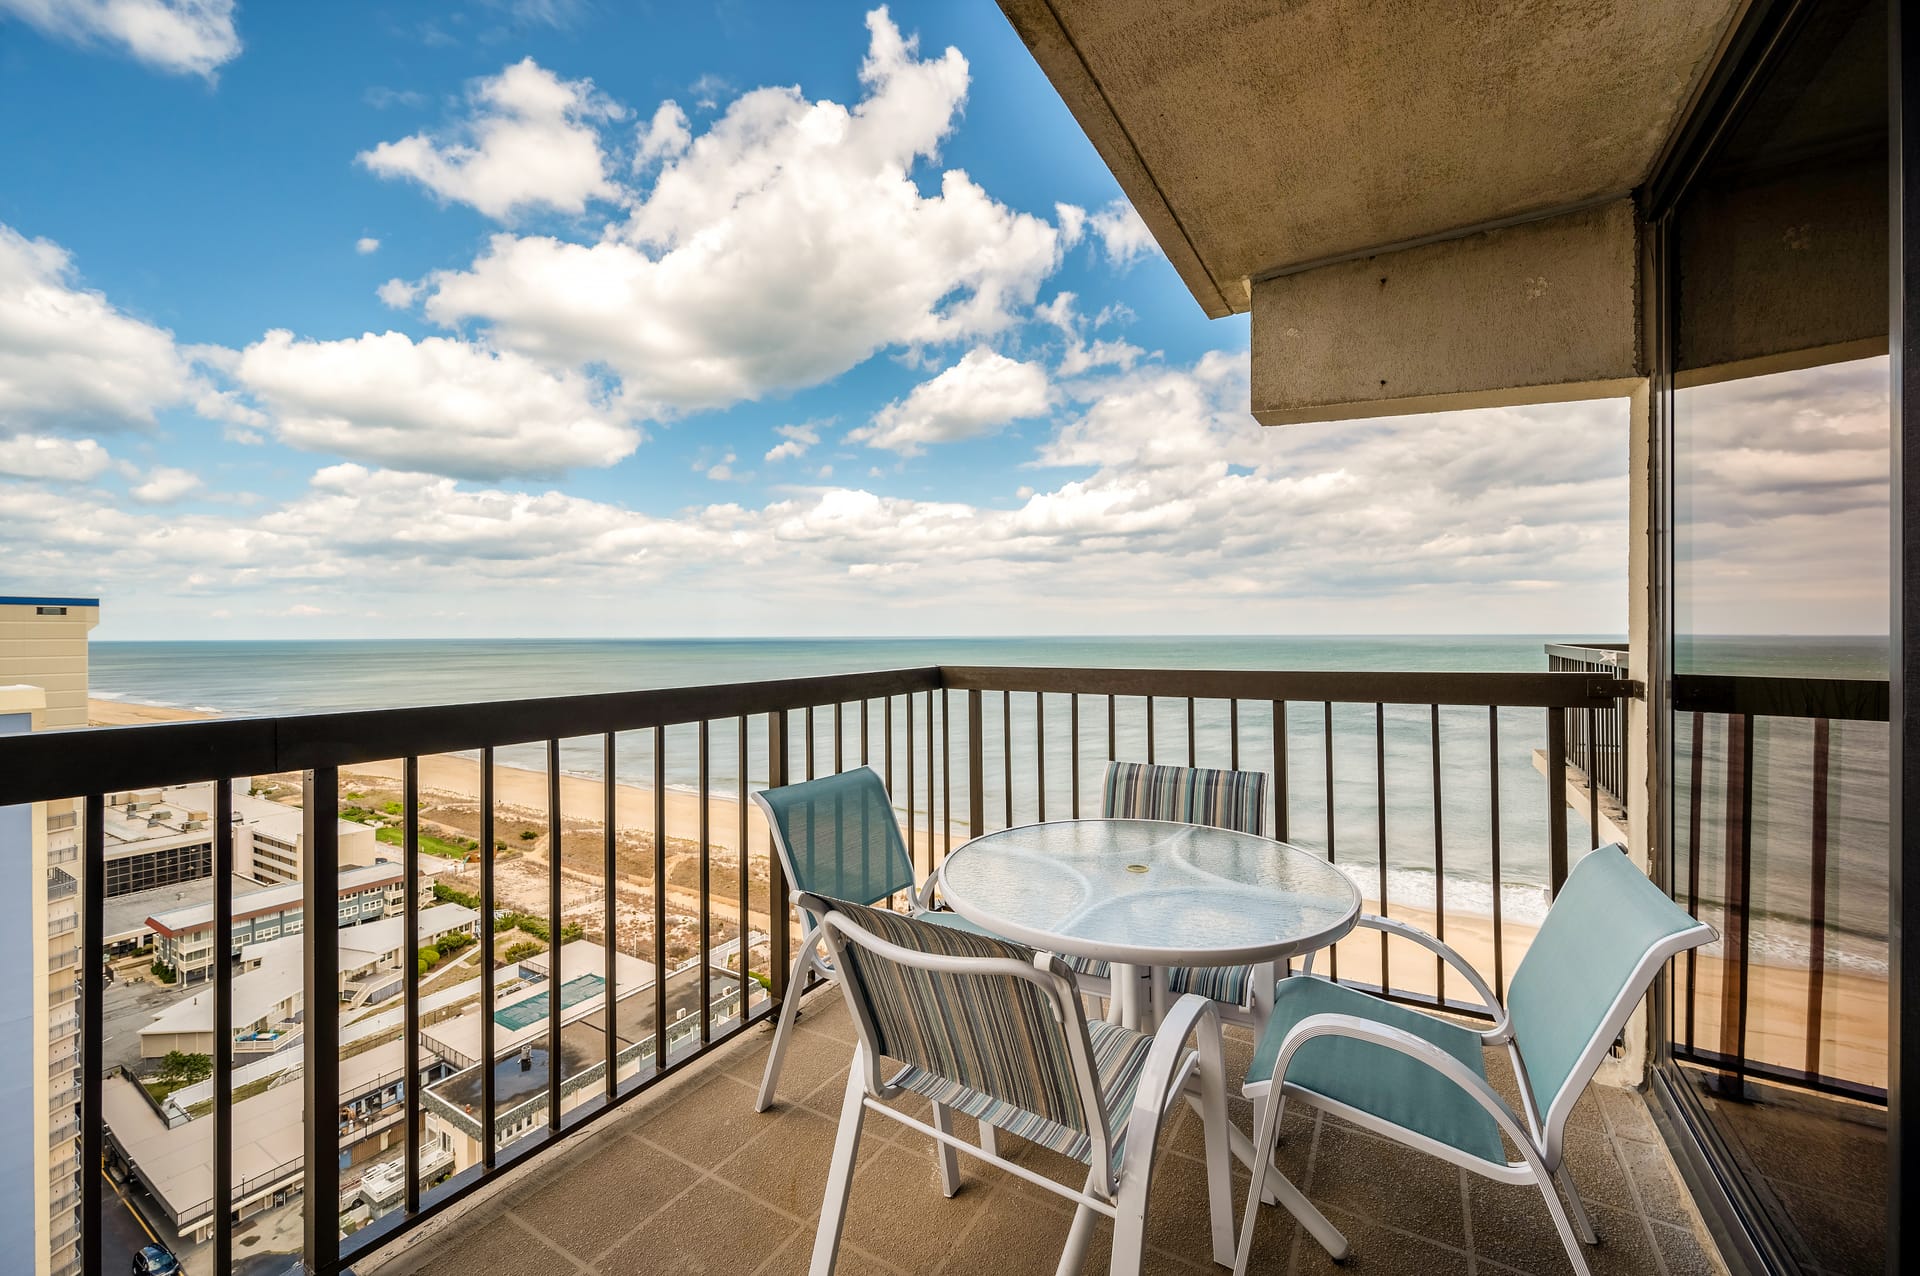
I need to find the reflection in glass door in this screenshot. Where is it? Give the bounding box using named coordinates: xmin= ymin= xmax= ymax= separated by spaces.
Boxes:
xmin=1660 ymin=2 xmax=1891 ymax=1272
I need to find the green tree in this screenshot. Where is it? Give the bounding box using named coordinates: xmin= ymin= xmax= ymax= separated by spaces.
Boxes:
xmin=503 ymin=940 xmax=545 ymax=963
xmin=158 ymin=1050 xmax=212 ymax=1085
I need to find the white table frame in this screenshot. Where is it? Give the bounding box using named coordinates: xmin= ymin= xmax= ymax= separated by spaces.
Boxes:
xmin=936 ymin=817 xmax=1361 ymax=1033
xmin=936 ymin=817 xmax=1362 ymax=1192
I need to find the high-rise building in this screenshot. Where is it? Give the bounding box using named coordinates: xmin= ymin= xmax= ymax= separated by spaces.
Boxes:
xmin=0 ymin=596 xmax=100 ymax=1276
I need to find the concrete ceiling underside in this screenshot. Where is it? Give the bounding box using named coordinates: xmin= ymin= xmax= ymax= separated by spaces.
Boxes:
xmin=999 ymin=0 xmax=1747 ymax=318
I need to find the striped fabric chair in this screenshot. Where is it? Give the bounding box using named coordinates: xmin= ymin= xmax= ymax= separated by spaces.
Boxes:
xmin=800 ymin=892 xmax=1235 ymax=1276
xmin=750 ymin=767 xmax=1107 ymax=1112
xmin=1100 ymin=761 xmax=1275 ymax=1023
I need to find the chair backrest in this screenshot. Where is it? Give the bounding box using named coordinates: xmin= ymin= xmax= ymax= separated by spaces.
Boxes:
xmin=801 ymin=891 xmax=1110 ymax=1172
xmin=1506 ymin=845 xmax=1714 ymax=1155
xmin=1100 ymin=760 xmax=1269 ymax=836
xmin=751 ymin=767 xmax=916 ymax=911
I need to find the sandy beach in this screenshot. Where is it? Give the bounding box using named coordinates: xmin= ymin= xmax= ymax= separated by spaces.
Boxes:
xmin=85 ymin=696 xmax=1893 ymax=1090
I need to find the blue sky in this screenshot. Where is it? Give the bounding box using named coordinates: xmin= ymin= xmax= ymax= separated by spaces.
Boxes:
xmin=0 ymin=1 xmax=1667 ymax=640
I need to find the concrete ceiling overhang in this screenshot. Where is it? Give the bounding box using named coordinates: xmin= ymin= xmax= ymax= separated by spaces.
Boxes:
xmin=999 ymin=0 xmax=1746 ymax=318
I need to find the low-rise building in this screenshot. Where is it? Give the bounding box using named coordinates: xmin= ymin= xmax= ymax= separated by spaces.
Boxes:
xmin=102 ymin=1036 xmax=448 ymax=1246
xmin=99 ymin=784 xmax=378 ymax=897
xmin=146 ymin=863 xmax=405 ymax=982
xmin=137 ymin=942 xmax=303 ymax=1060
xmin=420 ymin=942 xmax=760 ymax=1173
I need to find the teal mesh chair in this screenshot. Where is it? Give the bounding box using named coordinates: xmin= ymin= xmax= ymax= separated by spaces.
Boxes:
xmin=1100 ymin=761 xmax=1274 ymax=1026
xmin=1234 ymin=845 xmax=1715 ymax=1275
xmin=800 ymin=891 xmax=1235 ymax=1276
xmin=751 ymin=767 xmax=1109 ymax=1113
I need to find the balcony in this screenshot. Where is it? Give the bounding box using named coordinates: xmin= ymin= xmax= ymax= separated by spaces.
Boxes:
xmin=0 ymin=660 xmax=1870 ymax=1276
xmin=357 ymin=987 xmax=1721 ymax=1276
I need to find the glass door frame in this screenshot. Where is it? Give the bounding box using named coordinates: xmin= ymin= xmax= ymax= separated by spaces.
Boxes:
xmin=1641 ymin=0 xmax=1908 ymax=1271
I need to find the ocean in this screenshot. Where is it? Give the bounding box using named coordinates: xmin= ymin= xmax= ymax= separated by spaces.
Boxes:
xmin=90 ymin=635 xmax=1890 ymax=974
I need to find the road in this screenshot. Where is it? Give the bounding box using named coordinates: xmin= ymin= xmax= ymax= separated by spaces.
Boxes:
xmin=105 ymin=1166 xmax=162 ymax=1270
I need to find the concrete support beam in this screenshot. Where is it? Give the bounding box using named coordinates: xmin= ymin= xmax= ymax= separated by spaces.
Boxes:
xmin=1251 ymin=199 xmax=1643 ymax=425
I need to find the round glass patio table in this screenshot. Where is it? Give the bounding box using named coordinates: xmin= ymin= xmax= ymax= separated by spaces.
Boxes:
xmin=937 ymin=818 xmax=1362 ymax=1025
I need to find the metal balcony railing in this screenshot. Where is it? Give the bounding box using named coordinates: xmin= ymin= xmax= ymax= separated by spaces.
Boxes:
xmin=0 ymin=662 xmax=1640 ymax=1276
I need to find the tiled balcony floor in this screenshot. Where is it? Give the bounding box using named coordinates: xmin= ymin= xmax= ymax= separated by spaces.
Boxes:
xmin=365 ymin=991 xmax=1728 ymax=1276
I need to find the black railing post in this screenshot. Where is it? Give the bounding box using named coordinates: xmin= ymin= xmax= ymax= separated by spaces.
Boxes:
xmin=479 ymin=748 xmax=497 ymax=1169
xmin=213 ymin=779 xmax=234 ymax=1275
xmin=1272 ymin=701 xmax=1289 ymax=842
xmin=301 ymin=766 xmax=341 ymax=1276
xmin=699 ymin=718 xmax=712 ymax=1048
xmin=768 ymin=709 xmax=790 ymax=1000
xmin=653 ymin=726 xmax=668 ymax=1074
xmin=81 ymin=792 xmax=104 ymax=1276
xmin=1546 ymin=708 xmax=1569 ymax=893
xmin=967 ymin=689 xmax=984 ymax=837
xmin=604 ymin=732 xmax=619 ymax=1100
xmin=546 ymin=740 xmax=563 ymax=1131
xmin=403 ymin=756 xmax=422 ymax=1215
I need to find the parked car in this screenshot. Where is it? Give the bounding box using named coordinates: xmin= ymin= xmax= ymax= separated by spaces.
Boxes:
xmin=132 ymin=1243 xmax=181 ymax=1275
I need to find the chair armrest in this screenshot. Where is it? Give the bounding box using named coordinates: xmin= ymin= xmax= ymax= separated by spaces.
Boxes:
xmin=910 ymin=874 xmax=941 ymax=912
xmin=1268 ymin=1010 xmax=1536 ymax=1167
xmin=1118 ymin=993 xmax=1221 ymax=1188
xmin=1302 ymin=914 xmax=1508 ymax=1043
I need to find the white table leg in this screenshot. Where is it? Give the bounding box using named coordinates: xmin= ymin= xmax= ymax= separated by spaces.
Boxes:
xmin=1184 ymin=1087 xmax=1284 ymax=1205
xmin=1147 ymin=965 xmax=1169 ymax=1029
xmin=1113 ymin=963 xmax=1140 ymax=1029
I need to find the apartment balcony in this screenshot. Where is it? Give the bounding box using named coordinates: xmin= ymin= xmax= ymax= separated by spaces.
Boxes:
xmin=0 ymin=661 xmax=1876 ymax=1276
xmin=353 ymin=985 xmax=1720 ymax=1276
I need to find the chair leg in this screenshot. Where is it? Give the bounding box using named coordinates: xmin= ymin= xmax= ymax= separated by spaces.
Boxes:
xmin=1109 ymin=1163 xmax=1151 ymax=1276
xmin=1236 ymin=1088 xmax=1347 ymax=1275
xmin=1555 ymin=1164 xmax=1600 ymax=1246
xmin=1056 ymin=1168 xmax=1101 ymax=1276
xmin=978 ymin=1121 xmax=998 ymax=1159
xmin=930 ymin=1101 xmax=961 ymax=1198
xmin=1533 ymin=1166 xmax=1596 ymax=1276
xmin=810 ymin=1058 xmax=868 ymax=1276
xmin=1247 ymin=1094 xmax=1281 ymax=1206
xmin=1195 ymin=1015 xmax=1236 ymax=1268
xmin=755 ymin=938 xmax=818 ymax=1113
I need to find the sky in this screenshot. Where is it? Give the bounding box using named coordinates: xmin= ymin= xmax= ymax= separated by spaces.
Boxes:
xmin=0 ymin=1 xmax=1668 ymax=641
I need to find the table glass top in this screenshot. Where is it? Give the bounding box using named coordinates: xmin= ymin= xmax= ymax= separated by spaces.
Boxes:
xmin=938 ymin=819 xmax=1361 ymax=965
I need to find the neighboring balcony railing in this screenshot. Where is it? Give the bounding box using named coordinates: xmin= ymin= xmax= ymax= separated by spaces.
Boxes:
xmin=1546 ymin=641 xmax=1631 ymax=817
xmin=0 ymin=663 xmax=1633 ymax=1276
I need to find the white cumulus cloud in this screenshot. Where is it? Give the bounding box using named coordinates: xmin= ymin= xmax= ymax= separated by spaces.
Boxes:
xmin=764 ymin=423 xmax=819 ymax=463
xmin=0 ymin=0 xmax=239 ymax=78
xmin=358 ymin=58 xmax=624 ymax=220
xmin=1088 ymin=199 xmax=1156 ymax=266
xmin=851 ymin=347 xmax=1050 ymax=454
xmin=355 ymin=237 xmax=381 ymax=255
xmin=0 ymin=224 xmax=197 ymax=431
xmin=414 ymin=8 xmax=1062 ymax=413
xmin=232 ymin=329 xmax=637 ymax=479
xmin=0 ymin=433 xmax=111 ymax=481
xmin=130 ymin=465 xmax=200 ymax=503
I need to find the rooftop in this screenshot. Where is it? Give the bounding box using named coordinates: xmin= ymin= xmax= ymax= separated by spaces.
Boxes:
xmin=365 ymin=987 xmax=1727 ymax=1276
xmin=141 ymin=942 xmax=302 ymax=1037
xmin=148 ymin=861 xmax=405 ymax=935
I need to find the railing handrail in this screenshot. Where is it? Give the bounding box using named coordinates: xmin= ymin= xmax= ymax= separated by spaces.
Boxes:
xmin=939 ymin=664 xmax=1633 ymax=707
xmin=0 ymin=665 xmax=944 ymax=805
xmin=1543 ymin=641 xmax=1629 ymax=666
xmin=0 ymin=665 xmax=1633 ymax=808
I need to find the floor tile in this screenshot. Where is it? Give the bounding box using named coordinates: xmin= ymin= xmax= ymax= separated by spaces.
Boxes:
xmin=594 ymin=1176 xmax=798 ymax=1276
